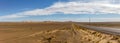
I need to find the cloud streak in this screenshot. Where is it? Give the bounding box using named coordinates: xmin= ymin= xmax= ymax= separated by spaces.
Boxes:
xmin=0 ymin=0 xmax=120 ymax=19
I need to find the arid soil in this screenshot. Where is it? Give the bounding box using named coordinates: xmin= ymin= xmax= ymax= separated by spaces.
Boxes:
xmin=0 ymin=22 xmax=120 ymax=43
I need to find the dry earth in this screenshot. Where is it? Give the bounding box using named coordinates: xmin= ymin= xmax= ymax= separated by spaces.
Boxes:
xmin=0 ymin=22 xmax=120 ymax=43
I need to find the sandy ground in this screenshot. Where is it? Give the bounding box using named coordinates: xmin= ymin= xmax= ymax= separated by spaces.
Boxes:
xmin=0 ymin=22 xmax=120 ymax=43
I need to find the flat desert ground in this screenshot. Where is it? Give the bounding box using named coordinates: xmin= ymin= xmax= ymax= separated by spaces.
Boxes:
xmin=0 ymin=22 xmax=120 ymax=43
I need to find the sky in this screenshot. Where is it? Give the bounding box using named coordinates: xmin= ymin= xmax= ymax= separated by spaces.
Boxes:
xmin=0 ymin=0 xmax=120 ymax=22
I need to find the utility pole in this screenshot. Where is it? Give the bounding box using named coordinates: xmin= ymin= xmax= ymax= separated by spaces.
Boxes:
xmin=89 ymin=17 xmax=91 ymax=25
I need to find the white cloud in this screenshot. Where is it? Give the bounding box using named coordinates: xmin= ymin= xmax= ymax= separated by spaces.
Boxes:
xmin=0 ymin=0 xmax=120 ymax=19
xmin=0 ymin=15 xmax=25 ymax=19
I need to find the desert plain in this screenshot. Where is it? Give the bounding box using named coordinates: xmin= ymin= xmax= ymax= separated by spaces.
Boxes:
xmin=0 ymin=22 xmax=120 ymax=43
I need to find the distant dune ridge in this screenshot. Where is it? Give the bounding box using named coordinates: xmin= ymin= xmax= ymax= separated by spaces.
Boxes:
xmin=0 ymin=22 xmax=120 ymax=43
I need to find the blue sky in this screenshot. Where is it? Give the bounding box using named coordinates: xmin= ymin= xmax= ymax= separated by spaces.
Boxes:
xmin=0 ymin=0 xmax=57 ymax=15
xmin=0 ymin=0 xmax=120 ymax=22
